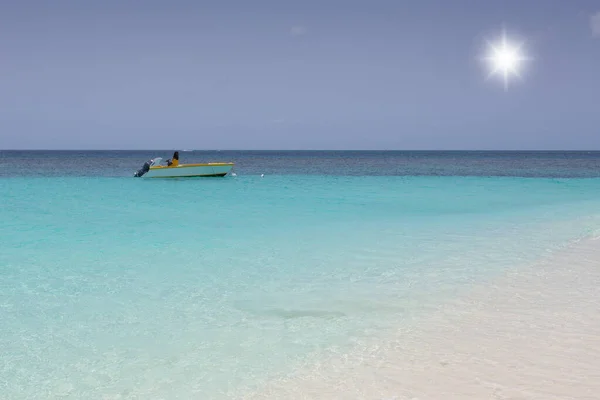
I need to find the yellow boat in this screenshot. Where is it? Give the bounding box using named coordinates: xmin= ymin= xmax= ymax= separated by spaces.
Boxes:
xmin=134 ymin=157 xmax=234 ymax=178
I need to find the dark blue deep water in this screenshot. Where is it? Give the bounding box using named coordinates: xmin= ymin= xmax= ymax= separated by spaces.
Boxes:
xmin=2 ymin=150 xmax=600 ymax=178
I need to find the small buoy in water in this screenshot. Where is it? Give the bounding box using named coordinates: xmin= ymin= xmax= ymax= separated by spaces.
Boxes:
xmin=261 ymin=174 xmax=264 ymax=178
xmin=231 ymin=172 xmax=237 ymax=177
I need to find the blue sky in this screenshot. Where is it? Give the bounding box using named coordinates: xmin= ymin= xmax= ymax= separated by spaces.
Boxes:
xmin=1 ymin=0 xmax=599 ymax=150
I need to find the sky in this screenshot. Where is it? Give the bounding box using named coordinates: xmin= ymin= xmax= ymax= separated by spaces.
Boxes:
xmin=1 ymin=0 xmax=599 ymax=150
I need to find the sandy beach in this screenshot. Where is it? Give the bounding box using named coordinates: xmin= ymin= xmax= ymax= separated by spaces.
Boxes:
xmin=244 ymin=237 xmax=600 ymax=400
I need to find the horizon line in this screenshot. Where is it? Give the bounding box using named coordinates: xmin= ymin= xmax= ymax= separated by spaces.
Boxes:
xmin=2 ymin=149 xmax=600 ymax=152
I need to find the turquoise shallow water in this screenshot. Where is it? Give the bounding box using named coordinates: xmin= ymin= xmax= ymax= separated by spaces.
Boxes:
xmin=2 ymin=152 xmax=600 ymax=399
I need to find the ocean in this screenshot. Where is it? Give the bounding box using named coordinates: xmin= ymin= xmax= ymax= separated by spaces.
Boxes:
xmin=1 ymin=150 xmax=600 ymax=399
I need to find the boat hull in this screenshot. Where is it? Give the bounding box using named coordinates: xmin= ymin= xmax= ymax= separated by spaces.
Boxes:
xmin=143 ymin=163 xmax=234 ymax=178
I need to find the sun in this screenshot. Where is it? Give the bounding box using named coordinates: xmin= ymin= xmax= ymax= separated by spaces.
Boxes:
xmin=482 ymin=30 xmax=530 ymax=91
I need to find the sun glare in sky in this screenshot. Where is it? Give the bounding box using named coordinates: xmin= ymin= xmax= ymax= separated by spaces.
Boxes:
xmin=482 ymin=29 xmax=530 ymax=91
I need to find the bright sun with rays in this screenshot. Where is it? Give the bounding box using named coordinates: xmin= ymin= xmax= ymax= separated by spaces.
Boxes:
xmin=482 ymin=30 xmax=530 ymax=90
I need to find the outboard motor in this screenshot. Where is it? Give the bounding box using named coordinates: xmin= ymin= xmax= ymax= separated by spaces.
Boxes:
xmin=134 ymin=159 xmax=153 ymax=177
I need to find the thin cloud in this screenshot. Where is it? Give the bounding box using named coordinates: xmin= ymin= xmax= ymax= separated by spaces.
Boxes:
xmin=290 ymin=26 xmax=307 ymax=37
xmin=591 ymin=12 xmax=600 ymax=37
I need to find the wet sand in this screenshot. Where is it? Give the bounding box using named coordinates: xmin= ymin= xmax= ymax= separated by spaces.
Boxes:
xmin=243 ymin=238 xmax=600 ymax=400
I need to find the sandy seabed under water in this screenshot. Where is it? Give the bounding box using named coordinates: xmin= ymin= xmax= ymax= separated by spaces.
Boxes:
xmin=243 ymin=237 xmax=600 ymax=400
